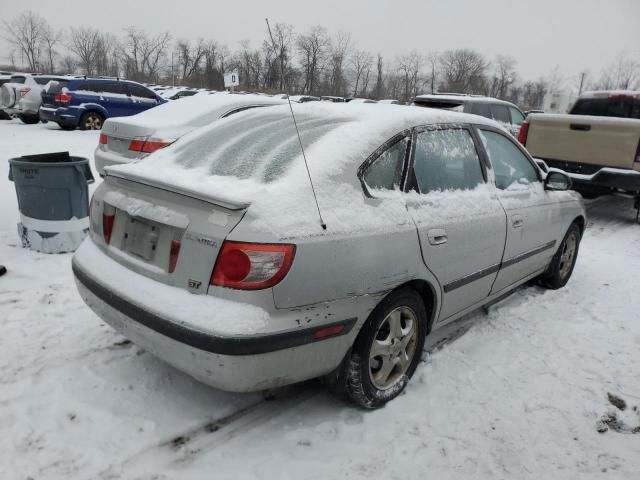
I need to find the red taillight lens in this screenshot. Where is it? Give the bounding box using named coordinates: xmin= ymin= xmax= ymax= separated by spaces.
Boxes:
xmin=99 ymin=133 xmax=108 ymax=145
xmin=168 ymin=240 xmax=181 ymax=273
xmin=54 ymin=93 xmax=72 ymax=104
xmin=19 ymin=87 xmax=31 ymax=97
xmin=517 ymin=120 xmax=529 ymax=145
xmin=102 ymin=213 xmax=115 ymax=244
xmin=128 ymin=139 xmax=173 ymax=154
xmin=211 ymin=241 xmax=296 ymax=290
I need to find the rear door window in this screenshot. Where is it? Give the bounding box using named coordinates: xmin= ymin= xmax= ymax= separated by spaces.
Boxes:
xmin=127 ymin=84 xmax=157 ymax=99
xmin=412 ymin=128 xmax=484 ymax=194
xmin=467 ymin=102 xmax=490 ymax=118
xmin=362 ymin=137 xmax=408 ymax=192
xmin=489 ymin=104 xmax=510 ymax=123
xmin=100 ymin=82 xmax=126 ymax=95
xmin=479 ymin=129 xmax=539 ymax=189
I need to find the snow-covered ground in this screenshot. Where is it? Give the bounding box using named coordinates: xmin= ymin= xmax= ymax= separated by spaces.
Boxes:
xmin=1 ymin=119 xmax=639 ymax=479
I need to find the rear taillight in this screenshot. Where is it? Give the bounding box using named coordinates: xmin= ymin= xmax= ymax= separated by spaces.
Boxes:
xmin=128 ymin=139 xmax=174 ymax=154
xmin=168 ymin=240 xmax=181 ymax=273
xmin=99 ymin=133 xmax=108 ymax=145
xmin=211 ymin=241 xmax=296 ymax=290
xmin=19 ymin=87 xmax=31 ymax=97
xmin=54 ymin=93 xmax=72 ymax=104
xmin=517 ymin=120 xmax=529 ymax=145
xmin=102 ymin=213 xmax=115 ymax=244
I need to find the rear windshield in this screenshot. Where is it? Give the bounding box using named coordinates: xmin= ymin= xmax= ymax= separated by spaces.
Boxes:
xmin=172 ymin=112 xmax=350 ymax=182
xmin=570 ymin=97 xmax=640 ymax=119
xmin=47 ymin=80 xmax=70 ymax=94
xmin=10 ymin=76 xmax=26 ymax=84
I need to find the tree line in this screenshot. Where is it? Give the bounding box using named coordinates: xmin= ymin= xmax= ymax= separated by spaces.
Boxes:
xmin=3 ymin=10 xmax=639 ymax=109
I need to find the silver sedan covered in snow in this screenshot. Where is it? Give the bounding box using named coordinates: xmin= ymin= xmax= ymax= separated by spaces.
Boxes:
xmin=73 ymin=103 xmax=585 ymax=407
xmin=94 ymin=92 xmax=286 ymax=176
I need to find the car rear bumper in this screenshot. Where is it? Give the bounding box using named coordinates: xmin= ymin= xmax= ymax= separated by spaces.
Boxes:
xmin=95 ymin=148 xmax=136 ymax=176
xmin=39 ymin=106 xmax=78 ymax=126
xmin=72 ymin=239 xmax=358 ymax=392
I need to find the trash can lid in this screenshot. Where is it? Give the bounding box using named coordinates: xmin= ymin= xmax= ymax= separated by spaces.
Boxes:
xmin=19 ymin=152 xmax=72 ymax=163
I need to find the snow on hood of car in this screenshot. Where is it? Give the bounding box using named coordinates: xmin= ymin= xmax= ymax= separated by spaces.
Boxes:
xmin=108 ymin=103 xmax=502 ymax=238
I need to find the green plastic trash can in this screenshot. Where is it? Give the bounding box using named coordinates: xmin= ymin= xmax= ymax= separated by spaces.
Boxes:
xmin=8 ymin=152 xmax=95 ymax=253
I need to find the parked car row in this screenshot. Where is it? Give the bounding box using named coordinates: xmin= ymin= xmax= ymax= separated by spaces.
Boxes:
xmin=71 ymin=98 xmax=586 ymax=408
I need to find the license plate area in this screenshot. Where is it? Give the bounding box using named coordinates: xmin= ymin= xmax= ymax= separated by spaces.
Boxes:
xmin=124 ymin=217 xmax=159 ymax=261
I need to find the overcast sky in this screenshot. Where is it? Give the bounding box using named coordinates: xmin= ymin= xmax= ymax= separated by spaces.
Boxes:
xmin=1 ymin=0 xmax=638 ymax=83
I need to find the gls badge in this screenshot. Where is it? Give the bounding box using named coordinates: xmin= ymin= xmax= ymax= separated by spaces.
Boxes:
xmin=188 ymin=279 xmax=202 ymax=289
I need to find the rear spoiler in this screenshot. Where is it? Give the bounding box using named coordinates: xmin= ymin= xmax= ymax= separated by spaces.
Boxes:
xmin=105 ymin=169 xmax=251 ymax=211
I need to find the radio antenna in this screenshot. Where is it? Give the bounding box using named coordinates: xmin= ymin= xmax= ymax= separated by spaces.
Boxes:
xmin=265 ymin=18 xmax=326 ymax=230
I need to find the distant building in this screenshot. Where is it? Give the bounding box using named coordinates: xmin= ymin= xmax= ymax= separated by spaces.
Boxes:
xmin=542 ymin=91 xmax=577 ymax=113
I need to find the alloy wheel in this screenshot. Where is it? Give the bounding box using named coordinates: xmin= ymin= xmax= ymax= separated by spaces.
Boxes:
xmin=558 ymin=231 xmax=577 ymax=280
xmin=368 ymin=306 xmax=418 ymax=390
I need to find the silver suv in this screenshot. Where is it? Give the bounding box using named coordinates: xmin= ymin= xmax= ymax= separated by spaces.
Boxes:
xmin=72 ymin=103 xmax=585 ymax=408
xmin=413 ymin=93 xmax=526 ymax=136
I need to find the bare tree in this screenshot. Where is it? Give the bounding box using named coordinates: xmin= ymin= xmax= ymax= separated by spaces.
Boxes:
xmin=121 ymin=27 xmax=171 ymax=82
xmin=593 ymin=51 xmax=639 ymax=90
xmin=350 ymin=48 xmax=373 ymax=97
xmin=396 ymin=51 xmax=423 ymax=102
xmin=3 ymin=11 xmax=47 ymax=71
xmin=264 ymin=22 xmax=294 ymax=91
xmin=326 ymin=31 xmax=351 ymax=95
xmin=175 ymin=38 xmax=207 ymax=84
xmin=373 ymin=54 xmax=385 ymax=99
xmin=297 ymin=26 xmax=330 ymax=95
xmin=60 ymin=55 xmax=76 ymax=74
xmin=68 ymin=27 xmax=102 ymax=75
xmin=489 ymin=55 xmax=517 ymax=99
xmin=439 ymin=48 xmax=487 ymax=93
xmin=426 ymin=51 xmax=439 ymax=94
xmin=41 ymin=23 xmax=62 ymax=73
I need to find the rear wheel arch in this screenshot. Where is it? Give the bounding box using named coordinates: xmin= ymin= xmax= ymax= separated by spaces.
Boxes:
xmin=573 ymin=215 xmax=585 ymax=236
xmin=398 ymin=279 xmax=437 ymax=334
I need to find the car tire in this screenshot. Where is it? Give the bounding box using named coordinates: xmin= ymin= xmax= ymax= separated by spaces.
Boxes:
xmin=343 ymin=288 xmax=427 ymax=409
xmin=79 ymin=111 xmax=104 ymax=130
xmin=539 ymin=223 xmax=581 ymax=290
xmin=19 ymin=113 xmax=39 ymax=124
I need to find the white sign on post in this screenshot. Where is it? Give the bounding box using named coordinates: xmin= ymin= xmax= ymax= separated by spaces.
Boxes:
xmin=224 ymin=71 xmax=239 ymax=88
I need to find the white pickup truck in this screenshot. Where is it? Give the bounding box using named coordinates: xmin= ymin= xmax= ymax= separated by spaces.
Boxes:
xmin=518 ymin=91 xmax=640 ymax=212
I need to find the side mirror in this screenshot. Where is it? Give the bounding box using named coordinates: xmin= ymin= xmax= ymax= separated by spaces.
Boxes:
xmin=545 ymin=170 xmax=572 ymax=191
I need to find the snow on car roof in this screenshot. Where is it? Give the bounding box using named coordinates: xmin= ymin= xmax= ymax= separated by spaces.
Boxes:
xmin=579 ymin=90 xmax=640 ymax=99
xmin=113 ymin=92 xmax=286 ymax=130
xmin=414 ymin=94 xmax=516 ymax=106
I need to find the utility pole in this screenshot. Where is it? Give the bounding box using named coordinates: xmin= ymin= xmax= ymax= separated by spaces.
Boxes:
xmin=578 ymin=71 xmax=586 ymax=95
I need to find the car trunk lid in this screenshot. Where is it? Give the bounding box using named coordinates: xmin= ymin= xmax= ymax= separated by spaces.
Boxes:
xmin=91 ymin=175 xmax=248 ymax=294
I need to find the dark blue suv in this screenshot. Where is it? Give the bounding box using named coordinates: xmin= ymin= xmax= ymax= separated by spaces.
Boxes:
xmin=40 ymin=78 xmax=166 ymax=130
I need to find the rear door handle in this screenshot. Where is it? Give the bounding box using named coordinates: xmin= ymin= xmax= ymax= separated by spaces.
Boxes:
xmin=427 ymin=228 xmax=448 ymax=245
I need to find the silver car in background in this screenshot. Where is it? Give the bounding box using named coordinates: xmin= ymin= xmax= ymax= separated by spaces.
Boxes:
xmin=73 ymin=103 xmax=585 ymax=408
xmin=95 ymin=92 xmax=286 ymax=175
